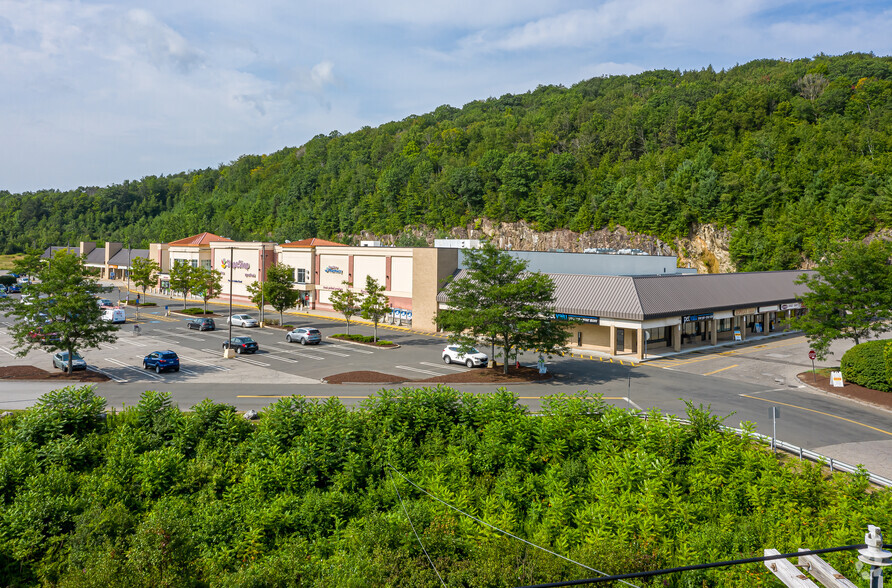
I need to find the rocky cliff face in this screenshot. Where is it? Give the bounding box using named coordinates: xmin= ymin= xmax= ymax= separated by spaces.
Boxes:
xmin=350 ymin=220 xmax=736 ymax=273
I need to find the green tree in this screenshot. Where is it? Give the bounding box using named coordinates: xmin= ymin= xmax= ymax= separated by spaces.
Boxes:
xmin=0 ymin=250 xmax=117 ymax=374
xmin=11 ymin=248 xmax=45 ymax=278
xmin=129 ymin=256 xmax=161 ymax=320
xmin=329 ymin=281 xmax=361 ymax=335
xmin=168 ymin=261 xmax=196 ymax=310
xmin=264 ymin=262 xmax=300 ymax=325
xmin=359 ymin=276 xmax=389 ymax=342
xmin=789 ymin=239 xmax=892 ymax=359
xmin=194 ymin=266 xmax=223 ymax=314
xmin=436 ymin=242 xmax=572 ymax=374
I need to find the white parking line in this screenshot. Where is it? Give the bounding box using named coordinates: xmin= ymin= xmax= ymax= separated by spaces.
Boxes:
xmin=176 ymin=355 xmax=230 ymax=371
xmin=394 ymin=365 xmax=443 ymax=376
xmin=269 ymin=345 xmax=325 ymax=360
xmin=87 ymin=365 xmax=128 ymax=383
xmin=0 ymin=346 xmax=16 ymax=357
xmin=419 ymin=361 xmax=467 ymax=372
xmin=264 ymin=354 xmax=300 ymax=364
xmin=302 ymin=347 xmax=349 ymax=357
xmin=105 ymin=357 xmax=164 ymax=380
xmin=234 ymin=356 xmax=270 ymax=367
xmin=163 ymin=332 xmax=207 ymax=341
xmin=179 ymin=367 xmax=200 ymax=376
xmin=115 ymin=338 xmax=147 ymax=347
xmin=328 ymin=344 xmax=374 ymax=354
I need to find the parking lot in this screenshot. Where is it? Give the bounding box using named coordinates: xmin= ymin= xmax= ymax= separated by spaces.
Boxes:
xmin=0 ymin=301 xmax=489 ymax=386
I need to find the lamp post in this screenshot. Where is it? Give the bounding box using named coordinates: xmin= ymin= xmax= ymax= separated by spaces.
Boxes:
xmin=260 ymin=245 xmax=265 ymax=326
xmin=225 ymin=246 xmax=234 ymax=359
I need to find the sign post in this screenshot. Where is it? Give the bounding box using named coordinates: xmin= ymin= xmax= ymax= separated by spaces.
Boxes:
xmin=808 ymin=349 xmax=817 ymax=383
xmin=769 ymin=407 xmax=780 ymax=453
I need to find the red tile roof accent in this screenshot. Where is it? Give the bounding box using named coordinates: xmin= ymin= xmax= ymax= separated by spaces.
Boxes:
xmin=279 ymin=238 xmax=345 ymax=248
xmin=167 ymin=232 xmax=233 ymax=246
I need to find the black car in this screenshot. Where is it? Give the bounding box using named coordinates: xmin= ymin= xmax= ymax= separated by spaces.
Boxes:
xmin=223 ymin=336 xmax=259 ymax=354
xmin=187 ymin=317 xmax=215 ymax=331
xmin=143 ymin=350 xmax=180 ymax=373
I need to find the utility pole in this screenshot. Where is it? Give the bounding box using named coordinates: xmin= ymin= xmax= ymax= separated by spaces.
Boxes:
xmin=260 ymin=245 xmax=265 ymax=326
xmin=224 ymin=246 xmax=234 ymax=359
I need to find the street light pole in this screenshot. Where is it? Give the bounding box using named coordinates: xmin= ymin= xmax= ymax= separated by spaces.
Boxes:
xmin=260 ymin=245 xmax=265 ymax=326
xmin=228 ymin=246 xmax=233 ymax=352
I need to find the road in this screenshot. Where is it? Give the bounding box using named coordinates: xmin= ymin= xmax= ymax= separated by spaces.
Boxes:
xmin=2 ymin=292 xmax=892 ymax=478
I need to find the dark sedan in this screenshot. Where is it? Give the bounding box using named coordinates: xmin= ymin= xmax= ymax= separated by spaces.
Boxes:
xmin=223 ymin=336 xmax=259 ymax=354
xmin=187 ymin=317 xmax=215 ymax=331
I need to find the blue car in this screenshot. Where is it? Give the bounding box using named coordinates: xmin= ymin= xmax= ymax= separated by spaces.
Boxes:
xmin=7 ymin=284 xmax=20 ymax=293
xmin=143 ymin=350 xmax=180 ymax=374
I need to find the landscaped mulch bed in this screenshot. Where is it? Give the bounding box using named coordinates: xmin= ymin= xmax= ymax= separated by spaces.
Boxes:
xmin=324 ymin=365 xmax=551 ymax=385
xmin=798 ymin=372 xmax=892 ymax=411
xmin=0 ymin=365 xmax=110 ymax=382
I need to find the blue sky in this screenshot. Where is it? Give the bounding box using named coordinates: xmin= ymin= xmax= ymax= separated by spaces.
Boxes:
xmin=1 ymin=0 xmax=890 ymax=194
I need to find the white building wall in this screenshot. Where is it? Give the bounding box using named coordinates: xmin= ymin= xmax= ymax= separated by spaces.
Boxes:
xmin=391 ymin=257 xmax=413 ymax=295
xmin=354 ymin=256 xmax=386 ymax=289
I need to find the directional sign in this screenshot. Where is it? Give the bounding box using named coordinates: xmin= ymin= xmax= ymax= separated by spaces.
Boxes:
xmin=808 ymin=349 xmax=816 ymax=360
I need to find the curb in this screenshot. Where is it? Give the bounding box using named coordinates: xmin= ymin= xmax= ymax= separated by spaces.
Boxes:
xmin=327 ymin=336 xmax=400 ymax=350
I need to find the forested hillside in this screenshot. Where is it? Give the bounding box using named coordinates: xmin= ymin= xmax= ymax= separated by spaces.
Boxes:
xmin=2 ymin=386 xmax=889 ymax=586
xmin=2 ymin=53 xmax=890 ymax=270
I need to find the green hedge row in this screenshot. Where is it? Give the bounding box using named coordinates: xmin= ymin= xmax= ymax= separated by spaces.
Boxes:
xmin=841 ymin=340 xmax=892 ymax=392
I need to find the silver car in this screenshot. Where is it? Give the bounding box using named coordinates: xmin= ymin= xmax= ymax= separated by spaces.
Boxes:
xmin=228 ymin=314 xmax=259 ymax=327
xmin=53 ymin=351 xmax=87 ymax=372
xmin=286 ymin=327 xmax=321 ymax=344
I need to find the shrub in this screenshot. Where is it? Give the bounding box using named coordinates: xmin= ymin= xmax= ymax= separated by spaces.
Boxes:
xmin=265 ymin=318 xmax=280 ymax=326
xmin=332 ymin=333 xmax=394 ymax=345
xmin=0 ymin=275 xmax=16 ymax=287
xmin=841 ymin=340 xmax=892 ymax=392
xmin=886 ymin=341 xmax=892 ymax=388
xmin=180 ymin=307 xmax=212 ymax=315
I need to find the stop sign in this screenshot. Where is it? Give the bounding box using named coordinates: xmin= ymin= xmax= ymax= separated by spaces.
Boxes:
xmin=808 ymin=349 xmax=816 ymax=360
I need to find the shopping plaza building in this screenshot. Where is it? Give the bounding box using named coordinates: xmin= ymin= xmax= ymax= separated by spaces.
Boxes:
xmin=43 ymin=233 xmax=810 ymax=359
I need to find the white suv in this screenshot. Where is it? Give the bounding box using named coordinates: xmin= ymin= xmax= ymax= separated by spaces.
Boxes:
xmin=442 ymin=345 xmax=488 ymax=368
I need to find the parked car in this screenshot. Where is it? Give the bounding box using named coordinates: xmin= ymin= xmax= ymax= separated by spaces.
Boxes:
xmin=101 ymin=308 xmax=126 ymax=323
xmin=28 ymin=325 xmax=60 ymax=344
xmin=285 ymin=327 xmax=321 ymax=344
xmin=52 ymin=351 xmax=87 ymax=372
xmin=96 ymin=298 xmax=114 ymax=308
xmin=187 ymin=317 xmax=215 ymax=331
xmin=7 ymin=283 xmax=21 ymax=293
xmin=442 ymin=345 xmax=488 ymax=367
xmin=143 ymin=350 xmax=180 ymax=373
xmin=223 ymin=336 xmax=259 ymax=354
xmin=228 ymin=314 xmax=259 ymax=327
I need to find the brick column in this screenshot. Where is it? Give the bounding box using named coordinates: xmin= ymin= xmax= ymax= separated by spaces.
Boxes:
xmin=609 ymin=325 xmax=617 ymax=356
xmin=637 ymin=328 xmax=645 ymax=360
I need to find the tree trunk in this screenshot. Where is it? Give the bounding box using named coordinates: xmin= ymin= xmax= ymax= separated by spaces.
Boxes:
xmin=280 ymin=310 xmax=284 ymax=326
xmin=373 ymin=320 xmax=378 ymax=342
xmin=346 ymin=319 xmax=350 ymax=335
xmin=67 ymin=347 xmax=73 ymax=376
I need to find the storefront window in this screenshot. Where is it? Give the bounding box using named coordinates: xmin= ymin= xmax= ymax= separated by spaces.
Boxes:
xmin=201 ymin=260 xmax=211 ymax=269
xmin=296 ymin=268 xmax=307 ymax=283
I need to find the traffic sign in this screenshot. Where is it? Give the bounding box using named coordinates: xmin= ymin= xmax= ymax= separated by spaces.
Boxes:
xmin=808 ymin=349 xmax=816 ymax=360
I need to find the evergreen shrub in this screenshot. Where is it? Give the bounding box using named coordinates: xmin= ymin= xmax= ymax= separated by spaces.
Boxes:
xmin=841 ymin=340 xmax=892 ymax=392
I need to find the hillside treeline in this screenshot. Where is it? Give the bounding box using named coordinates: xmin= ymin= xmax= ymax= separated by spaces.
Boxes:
xmin=1 ymin=53 xmax=891 ymax=270
xmin=1 ymin=385 xmax=889 ymax=587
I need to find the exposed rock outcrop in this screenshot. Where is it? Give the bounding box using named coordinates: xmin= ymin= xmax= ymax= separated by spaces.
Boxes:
xmin=347 ymin=220 xmax=737 ymax=273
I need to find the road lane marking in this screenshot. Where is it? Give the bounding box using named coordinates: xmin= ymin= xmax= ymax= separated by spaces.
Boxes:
xmin=303 ymin=347 xmax=350 ymax=357
xmin=703 ymin=364 xmax=739 ymax=376
xmin=264 ymin=354 xmax=300 ymax=364
xmin=237 ymin=394 xmax=632 ymax=400
xmin=163 ymin=332 xmax=207 ymax=341
xmin=233 ymin=356 xmax=271 ymax=367
xmin=740 ymin=394 xmax=892 ymax=437
xmin=328 ymin=344 xmax=374 ymax=354
xmin=115 ymin=338 xmax=147 ymax=347
xmin=0 ymin=346 xmax=15 ymax=357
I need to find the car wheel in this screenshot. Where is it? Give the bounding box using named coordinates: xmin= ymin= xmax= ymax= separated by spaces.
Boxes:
xmin=236 ymin=347 xmax=242 ymax=354
xmin=63 ymin=366 xmax=69 ymax=373
xmin=300 ymin=338 xmax=307 ymax=345
xmin=155 ymin=365 xmax=161 ymax=374
xmin=286 ymin=335 xmax=292 ymax=343
xmin=466 ymin=359 xmax=474 ymax=368
xmin=174 ymin=367 xmax=179 ymax=372
xmin=143 ymin=362 xmax=148 ymax=370
xmin=443 ymin=355 xmax=452 ymax=364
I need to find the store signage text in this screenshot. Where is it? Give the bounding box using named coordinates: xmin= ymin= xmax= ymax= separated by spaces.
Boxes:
xmin=780 ymin=302 xmax=802 ymax=310
xmin=245 ymin=273 xmax=257 ymax=278
xmin=221 ymin=259 xmax=250 ymax=270
xmin=554 ymin=313 xmax=600 ymax=324
xmin=683 ymin=312 xmax=714 ymax=323
xmin=324 ymin=265 xmax=344 ymax=274
xmin=733 ymin=307 xmax=757 ymax=316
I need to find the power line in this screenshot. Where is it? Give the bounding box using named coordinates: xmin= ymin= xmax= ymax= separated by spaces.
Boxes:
xmin=387 ymin=468 xmax=446 ymax=587
xmin=515 ymin=543 xmax=870 ymax=587
xmin=386 ymin=464 xmax=639 ymax=588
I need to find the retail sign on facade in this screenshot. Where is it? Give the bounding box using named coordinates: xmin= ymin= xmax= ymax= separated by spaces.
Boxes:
xmin=733 ymin=307 xmax=757 ymax=316
xmin=324 ymin=265 xmax=344 ymax=274
xmin=554 ymin=313 xmax=600 ymax=324
xmin=683 ymin=312 xmax=714 ymax=323
xmin=758 ymin=305 xmax=779 ymax=312
xmin=780 ymin=302 xmax=802 ymax=310
xmin=221 ymin=259 xmax=250 ymax=271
